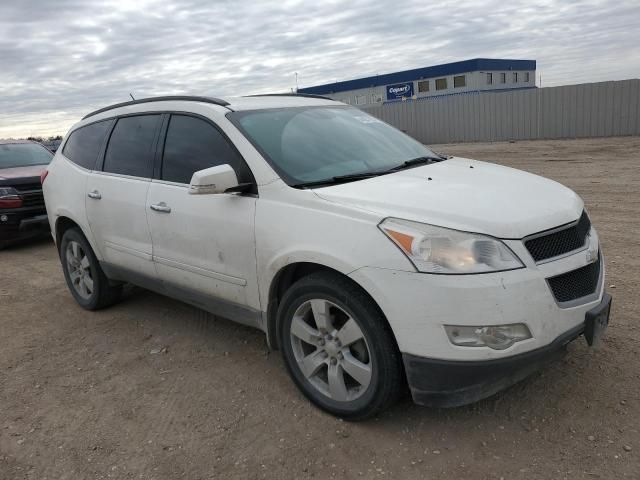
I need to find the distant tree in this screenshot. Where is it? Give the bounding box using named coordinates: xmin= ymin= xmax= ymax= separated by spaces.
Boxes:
xmin=27 ymin=136 xmax=44 ymax=143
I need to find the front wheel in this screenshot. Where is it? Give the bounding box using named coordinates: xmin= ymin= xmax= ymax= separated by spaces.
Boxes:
xmin=278 ymin=272 xmax=403 ymax=420
xmin=60 ymin=228 xmax=121 ymax=310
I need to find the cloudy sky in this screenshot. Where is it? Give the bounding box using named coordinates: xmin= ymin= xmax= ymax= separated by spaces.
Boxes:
xmin=1 ymin=0 xmax=639 ymax=138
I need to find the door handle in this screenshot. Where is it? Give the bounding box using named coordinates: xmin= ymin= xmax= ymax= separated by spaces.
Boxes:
xmin=150 ymin=202 xmax=171 ymax=213
xmin=88 ymin=190 xmax=101 ymax=200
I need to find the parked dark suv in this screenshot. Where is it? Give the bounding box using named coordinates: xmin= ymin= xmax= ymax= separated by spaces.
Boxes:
xmin=0 ymin=140 xmax=53 ymax=248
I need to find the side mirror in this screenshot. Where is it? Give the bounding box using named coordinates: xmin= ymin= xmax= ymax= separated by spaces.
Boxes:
xmin=189 ymin=164 xmax=246 ymax=195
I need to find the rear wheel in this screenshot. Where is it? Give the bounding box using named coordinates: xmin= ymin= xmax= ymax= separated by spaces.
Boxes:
xmin=279 ymin=272 xmax=403 ymax=420
xmin=60 ymin=228 xmax=121 ymax=310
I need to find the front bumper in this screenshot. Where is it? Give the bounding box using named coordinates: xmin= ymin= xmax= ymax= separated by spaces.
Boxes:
xmin=0 ymin=207 xmax=50 ymax=245
xmin=403 ymin=293 xmax=611 ymax=407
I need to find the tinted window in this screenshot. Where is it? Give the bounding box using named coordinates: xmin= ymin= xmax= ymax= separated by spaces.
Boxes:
xmin=103 ymin=115 xmax=160 ymax=178
xmin=161 ymin=115 xmax=250 ymax=184
xmin=62 ymin=121 xmax=111 ymax=169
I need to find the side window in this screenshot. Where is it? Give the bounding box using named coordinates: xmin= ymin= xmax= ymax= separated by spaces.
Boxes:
xmin=62 ymin=120 xmax=112 ymax=169
xmin=103 ymin=115 xmax=160 ymax=178
xmin=161 ymin=115 xmax=251 ymax=185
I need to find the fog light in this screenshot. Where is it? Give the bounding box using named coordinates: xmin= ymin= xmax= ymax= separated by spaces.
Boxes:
xmin=444 ymin=324 xmax=532 ymax=350
xmin=0 ymin=214 xmax=8 ymax=222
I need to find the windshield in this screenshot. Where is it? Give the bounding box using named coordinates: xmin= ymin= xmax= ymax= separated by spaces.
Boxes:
xmin=0 ymin=143 xmax=53 ymax=169
xmin=229 ymin=106 xmax=438 ymax=185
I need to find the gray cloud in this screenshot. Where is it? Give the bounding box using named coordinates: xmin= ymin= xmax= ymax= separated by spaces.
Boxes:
xmin=0 ymin=0 xmax=638 ymax=137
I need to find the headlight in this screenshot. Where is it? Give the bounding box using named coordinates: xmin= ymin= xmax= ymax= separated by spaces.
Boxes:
xmin=379 ymin=218 xmax=523 ymax=274
xmin=0 ymin=187 xmax=19 ymax=197
xmin=0 ymin=187 xmax=22 ymax=209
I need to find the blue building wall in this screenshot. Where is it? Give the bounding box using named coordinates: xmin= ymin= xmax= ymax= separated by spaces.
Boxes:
xmin=298 ymin=58 xmax=536 ymax=96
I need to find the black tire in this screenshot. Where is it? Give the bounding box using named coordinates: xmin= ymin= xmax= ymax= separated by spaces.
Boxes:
xmin=59 ymin=227 xmax=121 ymax=310
xmin=278 ymin=271 xmax=403 ymax=420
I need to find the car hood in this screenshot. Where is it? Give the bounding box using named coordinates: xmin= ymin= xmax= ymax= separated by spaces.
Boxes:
xmin=313 ymin=157 xmax=583 ymax=239
xmin=0 ymin=164 xmax=47 ymax=181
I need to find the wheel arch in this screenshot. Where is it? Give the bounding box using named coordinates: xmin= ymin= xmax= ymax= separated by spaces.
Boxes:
xmin=265 ymin=262 xmax=399 ymax=354
xmin=54 ymin=215 xmax=102 ymax=261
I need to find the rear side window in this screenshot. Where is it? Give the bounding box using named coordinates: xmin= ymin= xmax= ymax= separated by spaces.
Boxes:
xmin=62 ymin=120 xmax=112 ymax=169
xmin=161 ymin=115 xmax=251 ymax=184
xmin=103 ymin=115 xmax=160 ymax=178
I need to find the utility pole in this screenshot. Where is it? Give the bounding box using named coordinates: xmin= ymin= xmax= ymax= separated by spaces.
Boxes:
xmin=294 ymin=72 xmax=298 ymax=93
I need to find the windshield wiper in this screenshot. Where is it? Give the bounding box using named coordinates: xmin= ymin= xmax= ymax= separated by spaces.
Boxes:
xmin=292 ymin=171 xmax=386 ymax=188
xmin=386 ymin=155 xmax=447 ymax=172
xmin=292 ymin=154 xmax=449 ymax=188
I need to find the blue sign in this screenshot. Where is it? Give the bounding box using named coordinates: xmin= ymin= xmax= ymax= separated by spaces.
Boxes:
xmin=386 ymin=82 xmax=414 ymax=101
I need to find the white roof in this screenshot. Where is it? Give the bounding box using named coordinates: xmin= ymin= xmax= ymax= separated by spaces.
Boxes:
xmin=224 ymin=95 xmax=340 ymax=111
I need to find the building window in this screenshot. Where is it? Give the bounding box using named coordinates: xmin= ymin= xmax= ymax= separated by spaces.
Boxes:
xmin=500 ymin=73 xmax=506 ymax=84
xmin=418 ymin=80 xmax=429 ymax=93
xmin=524 ymin=72 xmax=530 ymax=82
xmin=486 ymin=73 xmax=493 ymax=85
xmin=355 ymin=95 xmax=366 ymax=105
xmin=513 ymin=72 xmax=518 ymax=83
xmin=371 ymin=94 xmax=383 ymax=103
xmin=435 ymin=78 xmax=447 ymax=90
xmin=453 ymin=75 xmax=466 ymax=88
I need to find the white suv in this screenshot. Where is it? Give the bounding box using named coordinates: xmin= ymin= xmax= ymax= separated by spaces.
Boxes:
xmin=43 ymin=95 xmax=611 ymax=419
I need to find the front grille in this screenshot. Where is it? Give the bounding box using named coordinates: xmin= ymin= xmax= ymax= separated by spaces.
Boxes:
xmin=547 ymin=255 xmax=601 ymax=303
xmin=525 ymin=211 xmax=591 ymax=262
xmin=20 ymin=190 xmax=45 ymax=207
xmin=13 ymin=183 xmax=42 ymax=192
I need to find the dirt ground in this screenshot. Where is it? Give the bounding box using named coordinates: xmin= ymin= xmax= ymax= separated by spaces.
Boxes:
xmin=1 ymin=137 xmax=639 ymax=480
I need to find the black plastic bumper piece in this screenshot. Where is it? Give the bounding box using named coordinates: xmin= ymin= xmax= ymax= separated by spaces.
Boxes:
xmin=403 ymin=323 xmax=586 ymax=408
xmin=0 ymin=211 xmax=49 ymax=245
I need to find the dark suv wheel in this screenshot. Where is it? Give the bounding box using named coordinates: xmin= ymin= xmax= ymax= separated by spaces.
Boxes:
xmin=60 ymin=228 xmax=121 ymax=310
xmin=278 ymin=271 xmax=403 ymax=420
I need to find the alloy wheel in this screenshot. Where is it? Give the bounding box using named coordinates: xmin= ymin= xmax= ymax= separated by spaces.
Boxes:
xmin=289 ymin=299 xmax=372 ymax=402
xmin=65 ymin=240 xmax=94 ymax=300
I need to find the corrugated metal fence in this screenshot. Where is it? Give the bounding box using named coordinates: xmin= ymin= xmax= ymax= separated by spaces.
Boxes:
xmin=360 ymin=79 xmax=640 ymax=144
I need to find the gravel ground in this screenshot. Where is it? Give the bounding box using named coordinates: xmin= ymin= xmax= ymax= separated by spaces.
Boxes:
xmin=1 ymin=136 xmax=639 ymax=479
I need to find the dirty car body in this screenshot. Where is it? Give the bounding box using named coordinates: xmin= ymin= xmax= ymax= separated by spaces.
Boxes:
xmin=42 ymin=95 xmax=610 ymax=419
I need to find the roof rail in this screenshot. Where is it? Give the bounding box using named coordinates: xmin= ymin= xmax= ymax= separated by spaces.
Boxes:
xmin=82 ymin=96 xmax=231 ymax=120
xmin=244 ymin=93 xmax=334 ymax=101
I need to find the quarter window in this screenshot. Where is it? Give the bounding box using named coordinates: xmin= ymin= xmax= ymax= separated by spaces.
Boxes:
xmin=103 ymin=115 xmax=160 ymax=178
xmin=453 ymin=75 xmax=466 ymax=88
xmin=417 ymin=80 xmax=429 ymax=93
xmin=62 ymin=120 xmax=112 ymax=170
xmin=161 ymin=115 xmax=250 ymax=185
xmin=435 ymin=78 xmax=447 ymax=90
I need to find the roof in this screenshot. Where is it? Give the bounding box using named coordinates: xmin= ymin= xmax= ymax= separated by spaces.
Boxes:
xmin=298 ymin=58 xmax=537 ymax=95
xmin=225 ymin=94 xmax=339 ymax=111
xmin=81 ymin=94 xmax=340 ymax=121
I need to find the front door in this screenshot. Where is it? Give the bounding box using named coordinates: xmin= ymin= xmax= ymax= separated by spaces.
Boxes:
xmin=146 ymin=114 xmax=260 ymax=324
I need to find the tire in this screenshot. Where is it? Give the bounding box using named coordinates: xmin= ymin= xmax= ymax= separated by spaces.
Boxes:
xmin=59 ymin=228 xmax=121 ymax=310
xmin=278 ymin=271 xmax=403 ymax=420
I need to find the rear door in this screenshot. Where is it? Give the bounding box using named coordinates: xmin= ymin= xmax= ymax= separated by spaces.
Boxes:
xmin=146 ymin=113 xmax=260 ymax=321
xmin=86 ymin=114 xmax=162 ymax=278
